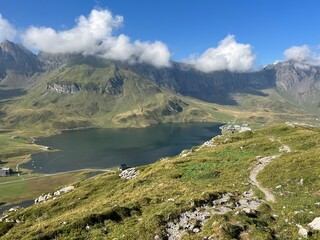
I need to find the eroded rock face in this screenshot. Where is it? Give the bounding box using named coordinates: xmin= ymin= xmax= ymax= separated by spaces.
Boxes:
xmin=266 ymin=61 xmax=320 ymax=104
xmin=105 ymin=76 xmax=124 ymax=95
xmin=47 ymin=83 xmax=81 ymax=94
xmin=47 ymin=76 xmax=124 ymax=95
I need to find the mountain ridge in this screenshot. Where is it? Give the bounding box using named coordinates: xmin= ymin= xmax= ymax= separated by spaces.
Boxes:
xmin=0 ymin=40 xmax=318 ymax=133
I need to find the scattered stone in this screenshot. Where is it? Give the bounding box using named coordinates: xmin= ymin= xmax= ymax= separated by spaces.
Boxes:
xmin=165 ymin=191 xmax=264 ymax=240
xmin=242 ymin=207 xmax=253 ymax=214
xmin=308 ymin=217 xmax=320 ymax=230
xmin=243 ymin=189 xmax=254 ymax=198
xmin=0 ymin=215 xmax=8 ymax=222
xmin=201 ymin=137 xmax=218 ymax=148
xmin=119 ymin=168 xmax=140 ymax=180
xmin=294 ymin=210 xmax=303 ymax=215
xmin=279 ymin=145 xmax=291 ymax=153
xmin=297 ymin=224 xmax=309 ymax=238
xmin=179 ymin=149 xmax=191 ymax=157
xmin=221 ymin=123 xmax=251 ymax=133
xmin=8 ymin=207 xmax=20 ymax=212
xmin=54 ymin=186 xmax=75 ymax=196
xmin=39 ymin=146 xmax=51 ymax=151
xmin=193 ymin=228 xmax=200 ymax=233
xmin=35 ymin=185 xmax=75 ymax=204
xmin=239 ymin=126 xmax=252 ymax=133
xmin=34 ymin=193 xmax=52 ymax=204
xmin=237 ymin=198 xmax=262 ymax=211
xmin=285 ymin=122 xmax=316 ymax=128
xmin=213 ymin=193 xmax=232 ymax=206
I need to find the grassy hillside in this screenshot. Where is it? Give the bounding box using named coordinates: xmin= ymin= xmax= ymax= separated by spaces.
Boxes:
xmin=1 ymin=124 xmax=319 ymax=239
xmin=1 ymin=62 xmax=226 ymax=135
xmin=1 ymin=58 xmax=317 ymax=136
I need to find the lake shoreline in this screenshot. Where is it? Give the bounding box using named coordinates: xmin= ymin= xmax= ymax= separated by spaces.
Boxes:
xmin=23 ymin=122 xmax=223 ymax=174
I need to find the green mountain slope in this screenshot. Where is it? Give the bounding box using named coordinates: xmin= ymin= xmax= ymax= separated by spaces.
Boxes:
xmin=0 ymin=41 xmax=318 ymax=134
xmin=1 ymin=124 xmax=320 ymax=239
xmin=1 ymin=60 xmax=226 ymax=134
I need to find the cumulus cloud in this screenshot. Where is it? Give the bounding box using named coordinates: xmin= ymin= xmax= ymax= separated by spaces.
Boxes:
xmin=0 ymin=14 xmax=17 ymax=42
xmin=284 ymin=45 xmax=320 ymax=66
xmin=187 ymin=35 xmax=255 ymax=72
xmin=22 ymin=9 xmax=171 ymax=67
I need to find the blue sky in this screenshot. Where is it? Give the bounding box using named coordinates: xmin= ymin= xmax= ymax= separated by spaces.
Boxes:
xmin=0 ymin=0 xmax=319 ymax=69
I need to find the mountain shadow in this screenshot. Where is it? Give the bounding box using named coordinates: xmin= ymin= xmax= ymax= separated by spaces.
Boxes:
xmin=128 ymin=63 xmax=276 ymax=106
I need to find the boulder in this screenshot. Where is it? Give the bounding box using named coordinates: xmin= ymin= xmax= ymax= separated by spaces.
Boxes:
xmin=296 ymin=224 xmax=309 ymax=238
xmin=308 ymin=217 xmax=320 ymax=230
xmin=54 ymin=186 xmax=75 ymax=196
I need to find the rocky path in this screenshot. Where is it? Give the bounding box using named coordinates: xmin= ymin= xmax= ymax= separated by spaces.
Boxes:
xmin=249 ymin=155 xmax=279 ymax=202
xmin=249 ymin=143 xmax=291 ymax=203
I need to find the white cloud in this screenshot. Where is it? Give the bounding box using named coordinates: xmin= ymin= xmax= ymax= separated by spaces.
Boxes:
xmin=22 ymin=9 xmax=171 ymax=67
xmin=187 ymin=35 xmax=256 ymax=72
xmin=0 ymin=14 xmax=17 ymax=42
xmin=284 ymin=45 xmax=320 ymax=66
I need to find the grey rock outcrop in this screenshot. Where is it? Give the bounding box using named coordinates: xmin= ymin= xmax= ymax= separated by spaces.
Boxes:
xmin=54 ymin=186 xmax=75 ymax=196
xmin=165 ymin=190 xmax=264 ymax=240
xmin=266 ymin=60 xmax=320 ymax=109
xmin=119 ymin=168 xmax=140 ymax=180
xmin=47 ymin=76 xmax=124 ymax=95
xmin=47 ymin=83 xmax=82 ymax=94
xmin=35 ymin=185 xmax=75 ymax=204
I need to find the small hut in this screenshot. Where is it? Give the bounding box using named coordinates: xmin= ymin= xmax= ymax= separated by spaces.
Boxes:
xmin=0 ymin=168 xmax=12 ymax=177
xmin=118 ymin=164 xmax=128 ymax=171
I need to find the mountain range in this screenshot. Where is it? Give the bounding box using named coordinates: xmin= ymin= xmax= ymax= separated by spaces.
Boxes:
xmin=0 ymin=40 xmax=319 ymax=133
xmin=1 ymin=40 xmax=320 ymax=239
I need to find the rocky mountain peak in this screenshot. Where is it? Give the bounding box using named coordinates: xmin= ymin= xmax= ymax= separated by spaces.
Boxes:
xmin=0 ymin=40 xmax=16 ymax=50
xmin=0 ymin=40 xmax=41 ymax=87
xmin=37 ymin=52 xmax=82 ymax=71
xmin=264 ymin=60 xmax=320 ymax=93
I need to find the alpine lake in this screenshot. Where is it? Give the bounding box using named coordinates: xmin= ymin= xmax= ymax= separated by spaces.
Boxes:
xmin=22 ymin=123 xmax=222 ymax=174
